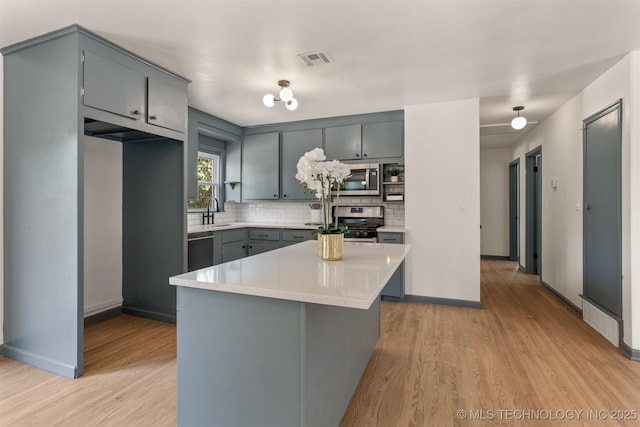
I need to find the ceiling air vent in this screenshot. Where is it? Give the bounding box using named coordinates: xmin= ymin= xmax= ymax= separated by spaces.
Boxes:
xmin=297 ymin=50 xmax=334 ymax=67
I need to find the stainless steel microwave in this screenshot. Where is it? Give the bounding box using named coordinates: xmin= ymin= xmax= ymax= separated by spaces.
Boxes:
xmin=333 ymin=163 xmax=380 ymax=196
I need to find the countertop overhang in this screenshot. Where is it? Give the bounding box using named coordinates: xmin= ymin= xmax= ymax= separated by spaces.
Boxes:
xmin=170 ymin=240 xmax=410 ymax=309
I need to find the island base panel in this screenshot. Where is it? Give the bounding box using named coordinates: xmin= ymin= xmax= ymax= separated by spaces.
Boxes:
xmin=176 ymin=286 xmax=380 ymax=427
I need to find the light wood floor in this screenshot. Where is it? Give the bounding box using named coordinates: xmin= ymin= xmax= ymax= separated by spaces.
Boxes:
xmin=2 ymin=260 xmax=640 ymax=426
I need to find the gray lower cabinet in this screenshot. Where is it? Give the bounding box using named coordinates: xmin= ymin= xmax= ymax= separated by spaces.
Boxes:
xmin=281 ymin=129 xmax=323 ymax=200
xmin=248 ymin=228 xmax=281 ymax=256
xmin=221 ymin=228 xmax=248 ymax=263
xmin=217 ymin=227 xmax=316 ymax=261
xmin=248 ymin=241 xmax=281 ymax=256
xmin=222 ymin=241 xmax=247 ymax=263
xmin=378 ymin=232 xmax=405 ymax=301
xmin=242 ymin=132 xmax=280 ymax=200
xmin=281 ymin=229 xmax=315 ymax=247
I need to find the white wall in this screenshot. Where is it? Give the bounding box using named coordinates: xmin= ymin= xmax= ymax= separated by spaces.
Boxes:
xmin=0 ymin=58 xmax=4 ymax=344
xmin=480 ymin=148 xmax=510 ymax=257
xmin=84 ymin=136 xmax=123 ymax=316
xmin=405 ymin=98 xmax=481 ymax=303
xmin=510 ymin=52 xmax=640 ymax=349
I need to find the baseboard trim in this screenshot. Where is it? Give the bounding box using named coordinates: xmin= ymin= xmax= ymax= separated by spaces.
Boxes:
xmin=84 ymin=306 xmax=122 ymax=325
xmin=540 ymin=280 xmax=582 ymax=317
xmin=122 ymin=306 xmax=176 ymax=324
xmin=1 ymin=344 xmax=77 ymax=378
xmin=480 ymin=255 xmax=510 ymax=261
xmin=619 ymin=341 xmax=640 ymax=361
xmin=405 ymin=294 xmax=482 ymax=309
xmin=381 ymin=295 xmax=405 ymax=302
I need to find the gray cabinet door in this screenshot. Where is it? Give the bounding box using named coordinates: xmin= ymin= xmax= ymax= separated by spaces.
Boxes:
xmin=83 ymin=50 xmax=145 ymax=121
xmin=148 ymin=76 xmax=187 ymax=133
xmin=248 ymin=241 xmax=280 ymax=256
xmin=281 ymin=129 xmax=323 ymax=200
xmin=242 ymin=133 xmax=280 ymax=200
xmin=378 ymin=232 xmax=405 ymax=301
xmin=362 ymin=121 xmax=403 ymax=159
xmin=324 ymin=125 xmax=362 ymax=160
xmin=281 ymin=229 xmax=314 ymax=244
xmin=222 ymin=241 xmax=247 ymax=263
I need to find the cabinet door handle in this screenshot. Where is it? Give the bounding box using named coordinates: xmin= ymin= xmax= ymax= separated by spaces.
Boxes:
xmin=273 ymin=194 xmax=278 ymax=198
xmin=283 ymin=194 xmax=288 ymax=198
xmin=363 ymin=153 xmax=368 ymax=157
xmin=149 ymin=115 xmax=157 ymax=121
xmin=355 ymin=153 xmax=360 ymax=157
xmin=131 ymin=109 xmax=142 ymax=116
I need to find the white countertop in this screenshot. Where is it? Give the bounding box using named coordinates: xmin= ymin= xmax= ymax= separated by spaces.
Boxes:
xmin=170 ymin=240 xmax=410 ymax=309
xmin=377 ymin=226 xmax=406 ymax=232
xmin=189 ymin=222 xmax=406 ymax=234
xmin=188 ymin=222 xmax=319 ymax=234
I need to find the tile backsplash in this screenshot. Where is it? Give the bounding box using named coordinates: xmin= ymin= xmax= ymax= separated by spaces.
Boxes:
xmin=188 ymin=200 xmax=405 ymax=227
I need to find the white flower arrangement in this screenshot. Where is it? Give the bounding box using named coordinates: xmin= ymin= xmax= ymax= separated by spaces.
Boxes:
xmin=295 ymin=148 xmax=351 ymax=234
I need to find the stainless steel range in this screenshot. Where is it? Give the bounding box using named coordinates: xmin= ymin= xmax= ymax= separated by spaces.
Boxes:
xmin=333 ymin=206 xmax=384 ymax=242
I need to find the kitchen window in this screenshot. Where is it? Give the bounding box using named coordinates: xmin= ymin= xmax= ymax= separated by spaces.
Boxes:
xmin=188 ymin=151 xmax=221 ymax=210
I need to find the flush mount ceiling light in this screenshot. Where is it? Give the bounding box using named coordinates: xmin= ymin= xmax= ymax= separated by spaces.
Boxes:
xmin=511 ymin=106 xmax=527 ymax=130
xmin=263 ymin=80 xmax=298 ymax=111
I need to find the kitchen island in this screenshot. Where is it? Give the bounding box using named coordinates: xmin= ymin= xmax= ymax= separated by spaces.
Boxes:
xmin=169 ymin=240 xmax=410 ymax=427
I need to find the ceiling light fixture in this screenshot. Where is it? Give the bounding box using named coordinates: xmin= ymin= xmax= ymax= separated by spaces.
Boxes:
xmin=511 ymin=106 xmax=527 ymax=130
xmin=263 ymin=80 xmax=298 ymax=111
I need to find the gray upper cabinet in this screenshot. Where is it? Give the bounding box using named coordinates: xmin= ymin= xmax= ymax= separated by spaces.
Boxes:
xmin=147 ymin=76 xmax=188 ymax=132
xmin=242 ymin=132 xmax=280 ymax=200
xmin=281 ymin=129 xmax=323 ymax=200
xmin=324 ymin=124 xmax=362 ymax=160
xmin=362 ymin=121 xmax=403 ymax=159
xmin=83 ymin=50 xmax=146 ymax=122
xmin=83 ymin=49 xmax=187 ymax=133
xmin=324 ymin=121 xmax=403 ymax=161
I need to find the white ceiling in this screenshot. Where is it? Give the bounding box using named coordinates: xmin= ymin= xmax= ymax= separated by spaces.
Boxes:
xmin=1 ymin=0 xmax=639 ymax=148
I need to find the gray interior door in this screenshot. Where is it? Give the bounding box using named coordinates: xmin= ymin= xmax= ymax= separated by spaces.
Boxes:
xmin=509 ymin=160 xmax=520 ymax=261
xmin=583 ymin=100 xmax=622 ymax=318
xmin=525 ymin=148 xmax=542 ymax=275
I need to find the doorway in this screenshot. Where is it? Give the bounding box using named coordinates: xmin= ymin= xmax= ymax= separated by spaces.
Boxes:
xmin=509 ymin=159 xmax=520 ymax=261
xmin=583 ymin=100 xmax=622 ymax=319
xmin=525 ymin=147 xmax=542 ymax=275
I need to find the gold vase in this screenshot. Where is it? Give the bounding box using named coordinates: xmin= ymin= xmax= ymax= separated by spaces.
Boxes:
xmin=318 ymin=234 xmax=344 ymax=261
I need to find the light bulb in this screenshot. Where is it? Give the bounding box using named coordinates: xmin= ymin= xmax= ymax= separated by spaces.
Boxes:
xmin=286 ymin=98 xmax=298 ymax=111
xmin=263 ymin=93 xmax=275 ymax=107
xmin=511 ymin=116 xmax=527 ymax=130
xmin=279 ymin=87 xmax=293 ymax=102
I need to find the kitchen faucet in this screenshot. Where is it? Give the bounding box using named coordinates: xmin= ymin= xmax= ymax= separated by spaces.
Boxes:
xmin=202 ymin=197 xmax=218 ymax=225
